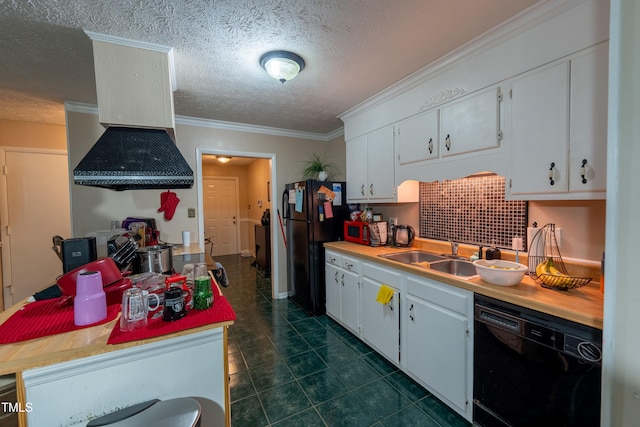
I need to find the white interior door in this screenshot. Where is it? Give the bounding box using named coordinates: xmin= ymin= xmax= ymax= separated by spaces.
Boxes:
xmin=1 ymin=150 xmax=71 ymax=308
xmin=203 ymin=178 xmax=239 ymax=256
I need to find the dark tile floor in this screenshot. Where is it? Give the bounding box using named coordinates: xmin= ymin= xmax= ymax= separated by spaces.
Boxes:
xmin=218 ymin=254 xmax=470 ymax=427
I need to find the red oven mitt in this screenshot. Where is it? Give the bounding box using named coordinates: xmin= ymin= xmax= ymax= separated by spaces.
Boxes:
xmin=158 ymin=190 xmax=180 ymax=221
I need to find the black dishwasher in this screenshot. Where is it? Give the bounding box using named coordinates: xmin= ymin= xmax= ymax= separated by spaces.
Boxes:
xmin=473 ymin=295 xmax=602 ymax=427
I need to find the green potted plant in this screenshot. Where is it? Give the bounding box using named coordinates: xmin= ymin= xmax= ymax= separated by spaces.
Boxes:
xmin=301 ymin=153 xmax=334 ymax=181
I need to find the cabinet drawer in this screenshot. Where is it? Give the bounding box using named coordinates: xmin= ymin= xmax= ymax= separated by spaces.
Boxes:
xmin=363 ymin=262 xmax=402 ymax=287
xmin=407 ymin=275 xmax=471 ymax=316
xmin=341 ymin=255 xmax=360 ymax=273
xmin=326 ymin=250 xmax=341 ymax=267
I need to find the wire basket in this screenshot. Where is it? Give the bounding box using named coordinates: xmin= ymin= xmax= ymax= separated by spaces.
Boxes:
xmin=528 ymin=224 xmax=592 ymax=291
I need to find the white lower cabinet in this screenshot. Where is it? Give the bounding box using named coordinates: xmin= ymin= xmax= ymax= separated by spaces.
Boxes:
xmin=325 ymin=251 xmax=359 ymax=335
xmin=405 ymin=274 xmax=473 ymax=421
xmin=325 ymin=248 xmax=474 ymax=422
xmin=360 ymin=262 xmax=401 ymax=365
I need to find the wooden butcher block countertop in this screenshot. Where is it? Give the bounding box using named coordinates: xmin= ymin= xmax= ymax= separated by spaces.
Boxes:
xmin=324 ymin=241 xmax=603 ymax=330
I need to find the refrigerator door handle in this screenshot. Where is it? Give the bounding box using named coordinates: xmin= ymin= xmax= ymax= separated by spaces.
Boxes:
xmin=282 ymin=189 xmax=290 ymax=219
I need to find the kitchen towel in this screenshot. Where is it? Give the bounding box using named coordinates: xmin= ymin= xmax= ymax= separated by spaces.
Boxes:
xmin=375 ymin=285 xmax=394 ymax=305
xmin=107 ymin=295 xmax=236 ymax=345
xmin=0 ymin=298 xmax=120 ymax=344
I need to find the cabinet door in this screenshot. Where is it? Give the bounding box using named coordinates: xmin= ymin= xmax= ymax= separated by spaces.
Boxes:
xmin=406 ymin=294 xmax=469 ymax=416
xmin=340 ymin=269 xmax=360 ymax=334
xmin=360 ymin=277 xmax=400 ymax=365
xmin=346 ymin=135 xmax=368 ymax=201
xmin=325 ymin=263 xmax=341 ymax=320
xmin=440 ymin=87 xmax=501 ymax=158
xmin=569 ymin=43 xmax=608 ymax=193
xmin=397 ymin=109 xmax=439 ymax=164
xmin=366 ymin=126 xmax=396 ymax=200
xmin=510 ymin=62 xmax=570 ymax=195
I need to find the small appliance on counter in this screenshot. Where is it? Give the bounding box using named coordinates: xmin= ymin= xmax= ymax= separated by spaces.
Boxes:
xmin=57 ymin=236 xmax=98 ymax=273
xmin=344 ymin=220 xmax=369 ymax=245
xmin=392 ymin=224 xmax=415 ymax=247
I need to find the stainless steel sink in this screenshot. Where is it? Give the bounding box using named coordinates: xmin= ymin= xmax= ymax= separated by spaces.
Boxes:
xmin=379 ymin=251 xmax=478 ymax=279
xmin=378 ymin=251 xmax=447 ymax=264
xmin=428 ymin=259 xmax=478 ymax=278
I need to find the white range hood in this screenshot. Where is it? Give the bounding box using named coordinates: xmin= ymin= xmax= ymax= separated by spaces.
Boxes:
xmin=73 ymin=32 xmax=193 ymax=191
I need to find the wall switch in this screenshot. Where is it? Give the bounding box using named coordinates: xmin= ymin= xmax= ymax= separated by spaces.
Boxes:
xmin=187 ymin=208 xmax=196 ymax=218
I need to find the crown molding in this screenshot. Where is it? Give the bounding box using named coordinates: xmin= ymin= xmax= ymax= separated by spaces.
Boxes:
xmin=340 ymin=0 xmax=584 ymax=121
xmin=64 ymin=102 xmax=343 ymax=142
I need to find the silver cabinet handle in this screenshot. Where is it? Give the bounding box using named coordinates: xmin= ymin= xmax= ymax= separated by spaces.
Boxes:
xmin=445 ymin=134 xmax=451 ymax=151
xmin=548 ymin=162 xmax=556 ymax=186
xmin=360 ymin=184 xmax=365 ymax=196
xmin=409 ymin=303 xmax=414 ymax=322
xmin=369 ymin=183 xmax=374 ymax=196
xmin=428 ymin=137 xmax=433 ymax=154
xmin=341 ymin=273 xmax=344 ymax=286
xmin=334 ymin=271 xmax=339 ymax=283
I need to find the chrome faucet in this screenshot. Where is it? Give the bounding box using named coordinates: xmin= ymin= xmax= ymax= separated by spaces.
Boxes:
xmin=449 ymin=240 xmax=459 ymax=256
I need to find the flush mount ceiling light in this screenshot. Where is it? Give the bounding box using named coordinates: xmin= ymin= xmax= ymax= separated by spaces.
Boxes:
xmin=216 ymin=156 xmax=232 ymax=164
xmin=260 ymin=50 xmax=305 ymax=84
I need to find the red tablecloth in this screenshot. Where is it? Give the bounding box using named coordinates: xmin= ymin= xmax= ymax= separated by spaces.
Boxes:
xmin=107 ymin=295 xmax=236 ymax=345
xmin=0 ymin=298 xmax=120 ymax=344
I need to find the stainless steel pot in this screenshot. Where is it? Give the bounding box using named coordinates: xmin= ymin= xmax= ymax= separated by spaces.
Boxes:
xmin=133 ymin=244 xmax=174 ymax=274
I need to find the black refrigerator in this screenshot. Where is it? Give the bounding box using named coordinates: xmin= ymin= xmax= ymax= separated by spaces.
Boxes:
xmin=282 ymin=180 xmax=348 ymax=315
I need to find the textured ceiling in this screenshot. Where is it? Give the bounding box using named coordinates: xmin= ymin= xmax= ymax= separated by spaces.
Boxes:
xmin=0 ymin=0 xmax=539 ymax=136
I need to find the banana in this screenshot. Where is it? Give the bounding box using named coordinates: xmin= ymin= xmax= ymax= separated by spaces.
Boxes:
xmin=535 ymin=259 xmax=550 ymax=277
xmin=540 ymin=259 xmax=573 ymax=287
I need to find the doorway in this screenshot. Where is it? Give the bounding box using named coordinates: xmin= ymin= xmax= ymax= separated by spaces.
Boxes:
xmin=197 ymin=149 xmax=279 ymax=300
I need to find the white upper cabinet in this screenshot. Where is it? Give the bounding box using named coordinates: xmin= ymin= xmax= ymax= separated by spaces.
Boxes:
xmin=397 ymin=109 xmax=439 ymax=165
xmin=346 ymin=125 xmax=417 ymax=203
xmin=346 ymin=134 xmax=369 ymax=202
xmin=510 ymin=61 xmax=571 ymax=195
xmin=439 ymin=87 xmax=502 ymax=158
xmin=396 ymin=86 xmax=502 ymax=167
xmin=340 ymin=1 xmax=608 ymax=198
xmin=509 ymin=42 xmax=608 ymax=199
xmin=568 ymin=43 xmax=608 ymax=194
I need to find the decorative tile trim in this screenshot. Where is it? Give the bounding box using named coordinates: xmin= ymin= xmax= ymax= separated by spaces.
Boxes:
xmin=419 ymin=175 xmax=527 ymax=249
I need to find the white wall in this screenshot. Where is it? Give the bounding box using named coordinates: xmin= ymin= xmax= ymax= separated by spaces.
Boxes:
xmin=602 ymin=0 xmax=640 ymax=425
xmin=65 ymin=109 xmax=345 ymax=298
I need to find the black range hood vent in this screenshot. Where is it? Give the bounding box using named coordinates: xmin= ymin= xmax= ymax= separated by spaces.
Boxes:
xmin=73 ymin=126 xmax=194 ymax=191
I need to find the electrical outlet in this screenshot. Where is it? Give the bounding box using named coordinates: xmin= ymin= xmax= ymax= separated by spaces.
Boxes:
xmin=187 ymin=208 xmax=196 ymax=218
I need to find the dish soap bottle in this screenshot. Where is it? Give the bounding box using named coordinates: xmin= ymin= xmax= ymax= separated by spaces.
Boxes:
xmin=485 ymin=241 xmax=501 ymax=260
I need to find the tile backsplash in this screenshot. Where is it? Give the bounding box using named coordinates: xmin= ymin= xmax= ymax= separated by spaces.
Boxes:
xmin=419 ymin=175 xmax=527 ymax=249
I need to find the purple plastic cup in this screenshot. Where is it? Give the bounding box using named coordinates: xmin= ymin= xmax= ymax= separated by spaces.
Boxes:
xmin=74 ymin=271 xmax=107 ymax=326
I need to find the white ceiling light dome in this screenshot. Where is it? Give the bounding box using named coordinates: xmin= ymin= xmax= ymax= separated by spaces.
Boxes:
xmin=260 ymin=51 xmax=305 ymax=84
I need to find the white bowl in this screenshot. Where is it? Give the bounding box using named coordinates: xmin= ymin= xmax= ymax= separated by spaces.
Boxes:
xmin=473 ymin=259 xmax=528 ymax=286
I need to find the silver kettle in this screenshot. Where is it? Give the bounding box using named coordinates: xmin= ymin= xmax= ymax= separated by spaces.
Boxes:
xmin=392 ymin=225 xmax=415 ymax=247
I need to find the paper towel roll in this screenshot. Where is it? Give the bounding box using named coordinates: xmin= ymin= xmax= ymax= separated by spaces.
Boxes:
xmin=182 ymin=231 xmax=191 ymax=247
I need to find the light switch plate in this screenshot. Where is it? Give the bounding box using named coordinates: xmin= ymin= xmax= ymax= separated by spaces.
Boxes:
xmin=188 ymin=208 xmax=196 ymax=218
